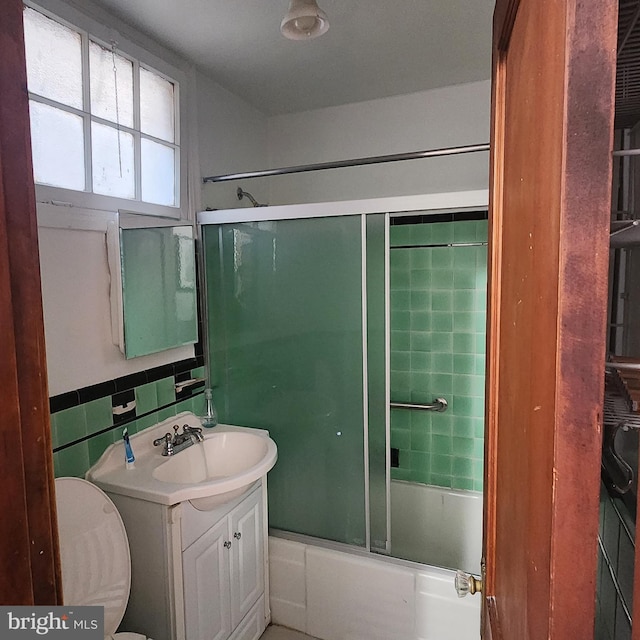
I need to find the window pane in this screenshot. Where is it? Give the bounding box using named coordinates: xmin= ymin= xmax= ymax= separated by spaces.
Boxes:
xmin=23 ymin=7 xmax=83 ymax=109
xmin=29 ymin=101 xmax=85 ymax=190
xmin=91 ymin=122 xmax=135 ymax=198
xmin=89 ymin=41 xmax=134 ymax=128
xmin=141 ymin=138 xmax=175 ymax=206
xmin=140 ymin=67 xmax=175 ymax=142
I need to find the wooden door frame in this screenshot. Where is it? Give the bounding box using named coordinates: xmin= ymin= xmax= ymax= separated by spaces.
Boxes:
xmin=0 ymin=0 xmax=62 ymax=605
xmin=484 ymin=0 xmax=617 ymax=637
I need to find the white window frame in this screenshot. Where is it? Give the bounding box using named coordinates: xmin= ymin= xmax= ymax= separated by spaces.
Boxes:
xmin=25 ymin=0 xmax=189 ymax=220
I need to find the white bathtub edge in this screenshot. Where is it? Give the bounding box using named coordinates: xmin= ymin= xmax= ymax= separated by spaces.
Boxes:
xmin=268 ymin=535 xmax=481 ymax=640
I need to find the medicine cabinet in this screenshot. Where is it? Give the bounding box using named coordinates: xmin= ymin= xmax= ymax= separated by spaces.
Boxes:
xmin=108 ymin=213 xmax=198 ymax=359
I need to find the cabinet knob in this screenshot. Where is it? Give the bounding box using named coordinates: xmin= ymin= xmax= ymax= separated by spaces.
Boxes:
xmin=223 ymin=540 xmax=232 ymax=549
xmin=233 ymin=532 xmax=242 ymax=540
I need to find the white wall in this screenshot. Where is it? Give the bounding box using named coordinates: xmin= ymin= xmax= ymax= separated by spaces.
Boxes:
xmin=39 ymin=226 xmax=195 ymax=396
xmin=265 ymin=81 xmax=490 ymax=205
xmin=197 ymin=69 xmax=270 ymax=211
xmin=36 ymin=1 xmax=269 ymax=396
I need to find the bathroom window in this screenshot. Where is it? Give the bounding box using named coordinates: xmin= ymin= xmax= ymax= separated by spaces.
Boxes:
xmin=23 ymin=2 xmax=184 ymax=218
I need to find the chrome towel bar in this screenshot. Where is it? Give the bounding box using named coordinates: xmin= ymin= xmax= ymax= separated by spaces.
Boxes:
xmin=390 ymin=398 xmax=448 ymax=412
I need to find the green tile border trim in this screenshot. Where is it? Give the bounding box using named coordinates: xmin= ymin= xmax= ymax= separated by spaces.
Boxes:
xmin=52 ymin=389 xmax=205 ymax=454
xmin=51 ymin=358 xmax=209 ymax=457
xmin=49 ymin=355 xmax=205 ymax=413
xmin=389 ymin=210 xmax=488 ymax=226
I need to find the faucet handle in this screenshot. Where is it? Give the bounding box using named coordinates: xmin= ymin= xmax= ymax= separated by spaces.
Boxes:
xmin=182 ymin=424 xmax=201 ymax=434
xmin=153 ymin=432 xmax=172 ymax=447
xmin=153 ymin=432 xmax=174 ymax=456
xmin=182 ymin=424 xmax=204 ymax=442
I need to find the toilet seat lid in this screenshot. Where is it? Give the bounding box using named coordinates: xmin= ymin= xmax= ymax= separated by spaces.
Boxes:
xmin=55 ymin=477 xmax=131 ymax=637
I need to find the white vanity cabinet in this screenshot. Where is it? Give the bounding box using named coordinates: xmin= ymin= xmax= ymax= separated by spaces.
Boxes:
xmin=182 ymin=486 xmax=264 ymax=640
xmin=107 ymin=481 xmax=269 ymax=640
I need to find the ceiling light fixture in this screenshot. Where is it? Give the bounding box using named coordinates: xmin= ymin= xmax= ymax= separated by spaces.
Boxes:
xmin=280 ymin=0 xmax=329 ymax=41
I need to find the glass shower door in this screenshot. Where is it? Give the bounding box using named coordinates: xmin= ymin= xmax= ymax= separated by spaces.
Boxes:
xmin=366 ymin=214 xmax=389 ymax=553
xmin=203 ymin=216 xmax=368 ymax=546
xmin=386 ymin=216 xmax=487 ymax=569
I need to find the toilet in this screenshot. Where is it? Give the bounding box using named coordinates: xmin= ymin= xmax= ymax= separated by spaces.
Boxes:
xmin=55 ymin=477 xmax=151 ymax=640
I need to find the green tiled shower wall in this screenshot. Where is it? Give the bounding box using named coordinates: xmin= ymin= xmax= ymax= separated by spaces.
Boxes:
xmin=389 ymin=219 xmax=487 ymax=491
xmin=51 ymin=365 xmax=207 ymax=478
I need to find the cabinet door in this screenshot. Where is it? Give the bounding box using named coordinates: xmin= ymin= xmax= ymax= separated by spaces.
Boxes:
xmin=183 ymin=518 xmax=232 ymax=640
xmin=229 ymin=488 xmax=264 ymax=628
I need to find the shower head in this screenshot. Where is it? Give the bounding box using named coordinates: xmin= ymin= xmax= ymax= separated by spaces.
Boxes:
xmin=237 ymin=187 xmax=267 ymax=207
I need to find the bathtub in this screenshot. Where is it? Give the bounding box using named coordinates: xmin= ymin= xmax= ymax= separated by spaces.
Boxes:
xmin=390 ymin=480 xmax=483 ymax=574
xmin=268 ymin=482 xmax=483 ymax=640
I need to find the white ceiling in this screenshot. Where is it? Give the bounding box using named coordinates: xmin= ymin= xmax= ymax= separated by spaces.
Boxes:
xmin=90 ymin=0 xmax=495 ymax=116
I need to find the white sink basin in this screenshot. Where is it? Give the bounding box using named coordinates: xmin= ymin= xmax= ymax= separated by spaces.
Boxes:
xmin=86 ymin=412 xmax=277 ymax=510
xmin=153 ymin=431 xmax=277 ymax=508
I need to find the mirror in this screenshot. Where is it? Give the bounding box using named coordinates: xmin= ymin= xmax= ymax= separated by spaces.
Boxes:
xmin=109 ymin=214 xmax=198 ymax=359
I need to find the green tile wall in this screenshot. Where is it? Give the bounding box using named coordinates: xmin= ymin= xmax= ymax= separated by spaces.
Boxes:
xmin=390 ymin=220 xmax=487 ymax=491
xmin=51 ymin=367 xmax=207 ymax=479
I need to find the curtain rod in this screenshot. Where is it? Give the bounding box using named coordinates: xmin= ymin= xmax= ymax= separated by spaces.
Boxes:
xmin=202 ymin=142 xmax=490 ymax=183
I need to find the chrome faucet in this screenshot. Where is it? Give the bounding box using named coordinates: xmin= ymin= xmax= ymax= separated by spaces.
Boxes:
xmin=181 ymin=425 xmax=204 ymax=443
xmin=153 ymin=424 xmax=204 ymax=456
xmin=153 ymin=432 xmax=174 ymax=456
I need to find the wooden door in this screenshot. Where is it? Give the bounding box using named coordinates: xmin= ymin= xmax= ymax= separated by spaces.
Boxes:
xmin=483 ymin=0 xmax=617 ymax=640
xmin=0 ymin=0 xmax=61 ymax=605
xmin=484 ymin=0 xmax=618 ymax=638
